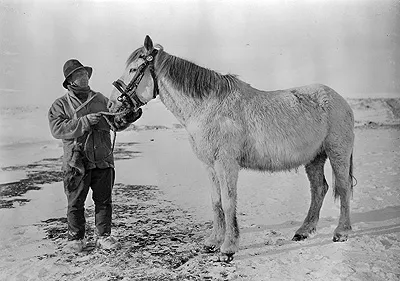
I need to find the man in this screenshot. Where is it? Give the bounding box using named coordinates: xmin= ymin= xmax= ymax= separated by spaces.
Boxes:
xmin=48 ymin=59 xmax=142 ymax=252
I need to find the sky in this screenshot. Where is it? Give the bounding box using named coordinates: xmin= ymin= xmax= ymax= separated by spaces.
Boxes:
xmin=1 ymin=0 xmax=399 ymax=107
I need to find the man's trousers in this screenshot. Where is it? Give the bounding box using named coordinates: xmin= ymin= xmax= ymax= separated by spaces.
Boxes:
xmin=63 ymin=167 xmax=115 ymax=240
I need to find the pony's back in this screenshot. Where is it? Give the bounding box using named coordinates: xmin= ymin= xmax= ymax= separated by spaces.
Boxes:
xmin=234 ymin=83 xmax=349 ymax=171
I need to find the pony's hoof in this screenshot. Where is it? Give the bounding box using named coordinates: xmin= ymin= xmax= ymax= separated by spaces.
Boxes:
xmin=292 ymin=233 xmax=308 ymax=241
xmin=212 ymin=253 xmax=234 ymax=263
xmin=203 ymin=244 xmax=219 ymax=253
xmin=333 ymin=233 xmax=348 ymax=242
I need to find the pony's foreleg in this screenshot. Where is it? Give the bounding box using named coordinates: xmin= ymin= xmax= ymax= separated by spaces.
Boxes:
xmin=214 ymin=159 xmax=240 ymax=261
xmin=293 ymin=152 xmax=328 ymax=241
xmin=204 ymin=166 xmax=225 ymax=252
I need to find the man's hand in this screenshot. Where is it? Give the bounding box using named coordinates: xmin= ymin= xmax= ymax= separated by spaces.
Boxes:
xmin=86 ymin=113 xmax=101 ymax=125
xmin=123 ymin=108 xmax=142 ymax=124
xmin=112 ymin=108 xmax=143 ymax=131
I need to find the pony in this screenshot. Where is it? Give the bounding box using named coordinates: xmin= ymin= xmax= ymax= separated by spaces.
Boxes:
xmin=108 ymin=35 xmax=355 ymax=262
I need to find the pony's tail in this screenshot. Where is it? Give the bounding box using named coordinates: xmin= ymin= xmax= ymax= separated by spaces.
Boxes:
xmin=332 ymin=151 xmax=356 ymax=200
xmin=349 ymin=152 xmax=357 ymax=192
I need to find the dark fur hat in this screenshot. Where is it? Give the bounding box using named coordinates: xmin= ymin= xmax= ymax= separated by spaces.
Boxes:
xmin=62 ymin=59 xmax=93 ymax=89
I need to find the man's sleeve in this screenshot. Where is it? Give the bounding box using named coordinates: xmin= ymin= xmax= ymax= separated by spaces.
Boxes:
xmin=48 ymin=99 xmax=91 ymax=139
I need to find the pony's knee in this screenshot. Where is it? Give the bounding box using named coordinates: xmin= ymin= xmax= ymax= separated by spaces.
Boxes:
xmin=310 ymin=177 xmax=329 ymax=197
xmin=212 ymin=202 xmax=225 ymax=223
xmin=319 ymin=179 xmax=329 ymax=196
xmin=333 ymin=185 xmax=349 ymax=200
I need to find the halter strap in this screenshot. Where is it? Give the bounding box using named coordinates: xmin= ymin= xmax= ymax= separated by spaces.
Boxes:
xmin=112 ymin=48 xmax=159 ymax=110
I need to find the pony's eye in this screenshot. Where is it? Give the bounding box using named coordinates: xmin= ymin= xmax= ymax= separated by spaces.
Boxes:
xmin=129 ymin=68 xmax=137 ymax=74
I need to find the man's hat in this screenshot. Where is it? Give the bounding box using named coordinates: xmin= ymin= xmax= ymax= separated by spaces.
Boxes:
xmin=62 ymin=59 xmax=93 ymax=89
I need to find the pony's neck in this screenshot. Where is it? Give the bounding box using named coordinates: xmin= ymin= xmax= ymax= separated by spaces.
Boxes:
xmin=153 ymin=50 xmax=238 ymax=126
xmin=157 ymin=77 xmax=201 ymax=126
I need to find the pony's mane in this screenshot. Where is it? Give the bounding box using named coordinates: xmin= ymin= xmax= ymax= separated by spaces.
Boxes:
xmin=126 ymin=45 xmax=240 ymax=100
xmin=126 ymin=46 xmax=146 ymax=66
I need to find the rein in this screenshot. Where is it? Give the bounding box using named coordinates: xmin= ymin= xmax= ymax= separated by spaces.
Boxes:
xmin=88 ymin=49 xmax=160 ymax=163
xmin=88 ymin=48 xmax=159 ymax=164
xmin=82 ymin=111 xmax=126 ymax=164
xmin=112 ymin=48 xmax=159 ymax=110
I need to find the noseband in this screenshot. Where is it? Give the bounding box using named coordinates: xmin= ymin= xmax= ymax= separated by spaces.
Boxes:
xmin=112 ymin=48 xmax=159 ymax=110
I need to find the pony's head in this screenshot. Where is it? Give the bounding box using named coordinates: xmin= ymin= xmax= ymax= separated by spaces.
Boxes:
xmin=108 ymin=35 xmax=159 ymax=114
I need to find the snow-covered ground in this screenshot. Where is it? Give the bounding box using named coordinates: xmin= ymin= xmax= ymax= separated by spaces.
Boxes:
xmin=0 ymin=97 xmax=399 ymax=280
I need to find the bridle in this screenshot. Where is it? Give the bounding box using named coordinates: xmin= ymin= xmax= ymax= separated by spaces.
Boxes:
xmin=112 ymin=48 xmax=159 ymax=110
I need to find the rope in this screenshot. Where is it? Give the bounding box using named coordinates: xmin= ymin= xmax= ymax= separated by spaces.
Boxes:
xmin=66 ymin=90 xmax=133 ymax=165
xmin=84 ymin=129 xmax=116 ymax=164
xmin=82 ymin=111 xmax=128 ymax=164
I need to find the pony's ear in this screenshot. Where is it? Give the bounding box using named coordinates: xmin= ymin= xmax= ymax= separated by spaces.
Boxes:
xmin=144 ymin=35 xmax=154 ymax=52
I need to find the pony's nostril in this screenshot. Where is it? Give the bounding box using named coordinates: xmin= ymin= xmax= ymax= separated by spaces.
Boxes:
xmin=107 ymin=101 xmax=113 ymax=109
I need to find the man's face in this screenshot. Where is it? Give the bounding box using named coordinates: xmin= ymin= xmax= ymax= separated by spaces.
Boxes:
xmin=69 ymin=69 xmax=89 ymax=87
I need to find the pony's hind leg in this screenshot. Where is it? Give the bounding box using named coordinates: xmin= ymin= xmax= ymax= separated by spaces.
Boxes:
xmin=204 ymin=166 xmax=225 ymax=253
xmin=328 ymin=151 xmax=354 ymax=242
xmin=293 ymin=151 xmax=329 ymax=241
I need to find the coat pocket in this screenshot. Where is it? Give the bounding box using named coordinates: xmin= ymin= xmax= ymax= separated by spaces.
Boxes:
xmin=63 ymin=144 xmax=86 ymax=192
